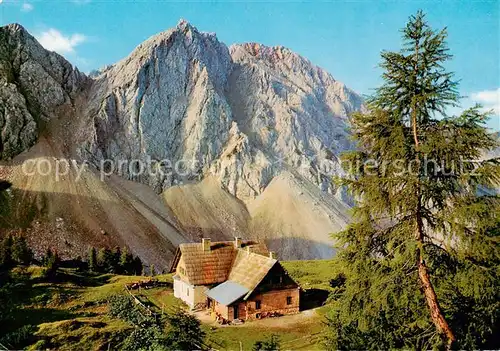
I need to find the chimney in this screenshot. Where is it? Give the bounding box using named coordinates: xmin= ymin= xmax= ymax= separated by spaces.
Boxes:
xmin=202 ymin=238 xmax=211 ymax=252
xmin=234 ymin=237 xmax=242 ymax=248
xmin=269 ymin=251 xmax=277 ymax=260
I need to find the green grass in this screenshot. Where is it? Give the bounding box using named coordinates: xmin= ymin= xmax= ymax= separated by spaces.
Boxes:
xmin=30 ymin=317 xmax=131 ymax=351
xmin=0 ymin=268 xmax=182 ymax=350
xmin=139 ymin=288 xmax=183 ymax=313
xmin=204 ymin=318 xmax=325 ymax=350
xmin=1 ymin=261 xmax=339 ymax=350
xmin=282 ymin=259 xmax=342 ymax=291
xmin=77 ymin=274 xmax=143 ymax=304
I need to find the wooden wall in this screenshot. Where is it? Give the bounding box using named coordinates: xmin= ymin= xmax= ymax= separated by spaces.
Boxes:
xmin=244 ymin=287 xmax=300 ymax=320
xmin=231 ymin=263 xmax=300 ymax=321
xmin=207 ymin=262 xmax=301 ymax=322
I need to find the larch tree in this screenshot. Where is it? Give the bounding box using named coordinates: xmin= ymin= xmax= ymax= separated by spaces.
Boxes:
xmin=327 ymin=11 xmax=499 ymax=350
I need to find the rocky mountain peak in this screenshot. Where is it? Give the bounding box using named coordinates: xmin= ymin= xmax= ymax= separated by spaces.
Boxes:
xmin=176 ymin=18 xmax=196 ymax=32
xmin=4 ymin=23 xmax=27 ymax=34
xmin=72 ymin=21 xmax=364 ymax=201
xmin=231 ymin=42 xmax=293 ymax=61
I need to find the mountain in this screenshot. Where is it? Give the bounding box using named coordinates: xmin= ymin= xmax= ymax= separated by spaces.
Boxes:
xmin=0 ymin=20 xmax=363 ymax=267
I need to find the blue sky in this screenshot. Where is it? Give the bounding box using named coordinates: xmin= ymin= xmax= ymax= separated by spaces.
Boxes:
xmin=1 ymin=0 xmax=498 ymax=130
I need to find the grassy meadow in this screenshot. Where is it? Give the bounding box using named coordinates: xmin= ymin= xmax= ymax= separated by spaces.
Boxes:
xmin=0 ymin=260 xmax=337 ymax=350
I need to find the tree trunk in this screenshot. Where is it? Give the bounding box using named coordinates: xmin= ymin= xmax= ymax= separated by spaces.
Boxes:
xmin=411 ymin=36 xmax=455 ymax=349
xmin=415 ymin=213 xmax=456 ymax=348
xmin=417 ymin=252 xmax=456 ymax=346
xmin=413 ymin=119 xmax=456 ymax=349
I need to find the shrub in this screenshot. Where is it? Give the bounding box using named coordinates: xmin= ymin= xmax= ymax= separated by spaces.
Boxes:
xmin=252 ymin=334 xmax=281 ymax=351
xmin=164 ymin=309 xmax=205 ymax=350
xmin=121 ymin=326 xmax=169 ymax=351
xmin=107 ymin=295 xmax=145 ymax=325
xmin=0 ymin=324 xmax=37 ymax=349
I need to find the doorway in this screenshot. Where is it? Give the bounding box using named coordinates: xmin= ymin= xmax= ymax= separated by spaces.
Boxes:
xmin=233 ymin=305 xmax=239 ymax=319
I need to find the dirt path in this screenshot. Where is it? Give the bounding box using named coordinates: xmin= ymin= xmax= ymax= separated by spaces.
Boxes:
xmin=193 ymin=308 xmax=320 ymax=329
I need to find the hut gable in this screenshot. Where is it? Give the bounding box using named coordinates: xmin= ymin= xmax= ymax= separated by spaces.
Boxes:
xmin=228 ymin=250 xmax=277 ymax=292
xmin=251 ymin=261 xmax=299 ymax=295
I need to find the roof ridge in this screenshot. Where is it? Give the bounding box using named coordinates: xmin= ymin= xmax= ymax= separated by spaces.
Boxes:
xmin=178 ymin=239 xmax=258 ymax=246
xmin=235 ymin=246 xmax=276 ymax=261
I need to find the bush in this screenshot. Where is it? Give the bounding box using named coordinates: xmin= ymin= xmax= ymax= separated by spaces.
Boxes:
xmin=0 ymin=324 xmax=37 ymax=349
xmin=121 ymin=326 xmax=169 ymax=351
xmin=252 ymin=334 xmax=281 ymax=351
xmin=164 ymin=309 xmax=205 ymax=350
xmin=108 ymin=295 xmax=145 ymax=325
xmin=329 ymin=273 xmax=346 ymax=288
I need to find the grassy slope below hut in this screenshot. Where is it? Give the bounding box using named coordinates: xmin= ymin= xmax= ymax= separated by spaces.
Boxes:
xmin=0 ymin=260 xmax=337 ymax=350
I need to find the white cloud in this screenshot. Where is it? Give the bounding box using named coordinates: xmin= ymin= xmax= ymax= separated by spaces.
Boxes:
xmin=35 ymin=29 xmax=87 ymax=55
xmin=471 ymin=88 xmax=500 ymax=114
xmin=21 ymin=2 xmax=34 ymax=12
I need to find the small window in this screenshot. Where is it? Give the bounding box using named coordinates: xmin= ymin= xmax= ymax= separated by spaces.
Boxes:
xmin=255 ymin=300 xmax=261 ymax=310
xmin=286 ymin=296 xmax=292 ymax=305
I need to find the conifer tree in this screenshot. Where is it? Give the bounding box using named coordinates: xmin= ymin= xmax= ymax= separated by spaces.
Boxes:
xmin=119 ymin=247 xmax=134 ymax=274
xmin=111 ymin=246 xmax=121 ymax=273
xmin=0 ymin=181 xmax=12 ymax=227
xmin=328 ymin=11 xmax=499 ymax=349
xmin=97 ymin=247 xmax=113 ymax=273
xmin=11 ymin=235 xmax=32 ymax=265
xmin=0 ymin=234 xmax=13 ymax=269
xmin=43 ymin=247 xmax=53 ymax=266
xmin=44 ymin=249 xmax=60 ymax=279
xmin=132 ymin=256 xmax=143 ymax=276
xmin=88 ymin=247 xmax=97 ymax=272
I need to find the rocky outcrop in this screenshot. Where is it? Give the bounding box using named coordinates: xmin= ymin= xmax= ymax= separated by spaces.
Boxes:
xmin=0 ymin=24 xmax=87 ymax=159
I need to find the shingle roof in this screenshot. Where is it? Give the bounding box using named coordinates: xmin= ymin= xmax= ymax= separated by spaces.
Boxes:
xmin=173 ymin=240 xmax=270 ymax=286
xmin=228 ymin=249 xmax=277 ymax=293
xmin=205 ymin=281 xmax=250 ymax=306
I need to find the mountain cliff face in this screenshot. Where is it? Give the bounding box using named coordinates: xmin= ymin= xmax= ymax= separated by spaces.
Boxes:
xmin=79 ymin=21 xmax=234 ymax=193
xmin=0 ymin=20 xmax=363 ymax=264
xmin=0 ymin=24 xmax=87 ymax=160
xmin=80 ymin=20 xmax=363 ymax=201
